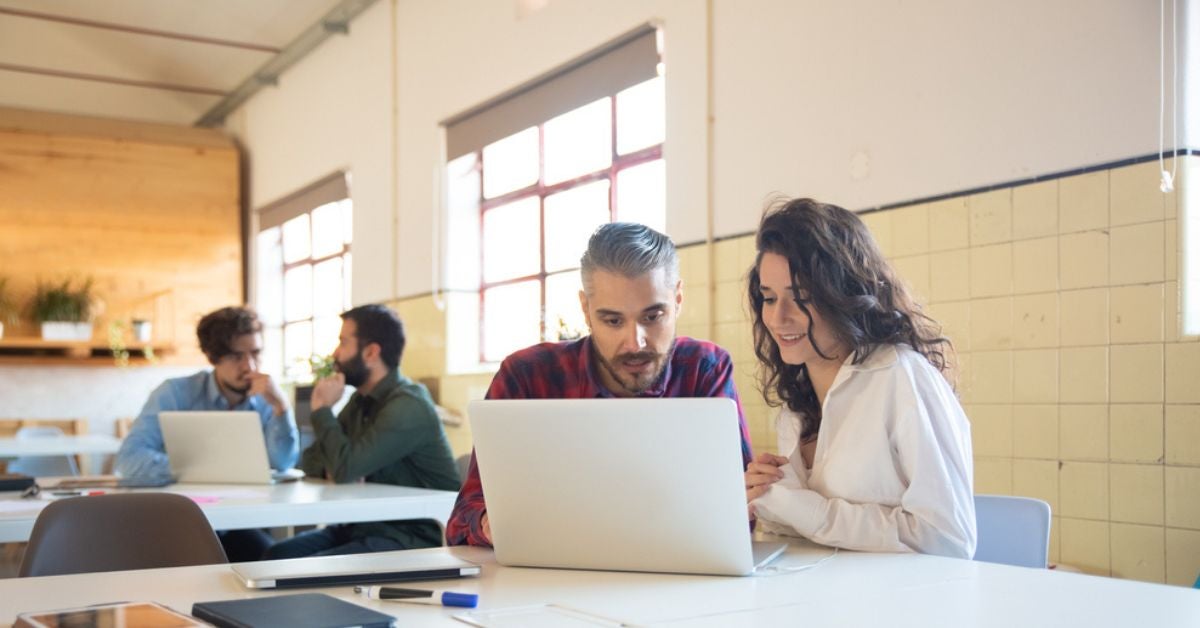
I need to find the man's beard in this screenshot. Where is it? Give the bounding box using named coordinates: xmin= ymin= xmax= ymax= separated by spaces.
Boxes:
xmin=220 ymin=376 xmax=251 ymax=397
xmin=336 ymin=349 xmax=370 ymax=388
xmin=595 ymin=339 xmax=674 ymax=395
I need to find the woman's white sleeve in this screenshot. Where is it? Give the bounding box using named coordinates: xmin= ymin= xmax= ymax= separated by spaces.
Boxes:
xmin=752 ymin=371 xmax=976 ymax=558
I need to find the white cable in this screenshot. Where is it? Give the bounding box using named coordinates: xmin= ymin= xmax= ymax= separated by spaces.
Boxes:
xmin=753 ymin=547 xmax=839 ymax=576
xmin=1170 ymin=0 xmax=1178 ymax=183
xmin=1160 ymin=0 xmax=1178 ymax=193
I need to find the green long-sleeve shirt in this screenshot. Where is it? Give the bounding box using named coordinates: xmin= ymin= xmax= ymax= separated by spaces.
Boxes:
xmin=301 ymin=369 xmax=460 ymax=548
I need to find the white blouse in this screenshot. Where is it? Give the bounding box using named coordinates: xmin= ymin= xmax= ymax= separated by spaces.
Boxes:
xmin=751 ymin=343 xmax=977 ymax=559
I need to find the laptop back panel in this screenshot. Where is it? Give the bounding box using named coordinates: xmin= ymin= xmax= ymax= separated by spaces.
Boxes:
xmin=233 ymin=550 xmax=481 ymax=589
xmin=160 ymin=411 xmax=272 ymax=484
xmin=469 ymin=398 xmax=757 ymax=576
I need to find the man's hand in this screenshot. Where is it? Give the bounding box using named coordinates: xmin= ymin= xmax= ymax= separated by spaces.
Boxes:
xmin=311 ymin=373 xmax=346 ymax=411
xmin=481 ymin=512 xmax=492 ymax=545
xmin=248 ymin=372 xmax=289 ymax=416
xmin=744 ymin=452 xmax=789 ymax=504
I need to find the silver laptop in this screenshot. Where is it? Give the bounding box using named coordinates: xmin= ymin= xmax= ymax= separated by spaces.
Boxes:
xmin=159 ymin=411 xmax=303 ymax=484
xmin=233 ymin=550 xmax=481 ymax=589
xmin=469 ymin=398 xmax=786 ymax=576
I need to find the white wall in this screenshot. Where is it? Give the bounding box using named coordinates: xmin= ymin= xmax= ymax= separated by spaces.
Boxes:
xmin=230 ymin=0 xmax=1187 ymax=300
xmin=0 ymin=364 xmax=200 ymax=437
xmin=712 ymin=0 xmax=1165 ymax=236
xmin=227 ymin=0 xmax=395 ymax=305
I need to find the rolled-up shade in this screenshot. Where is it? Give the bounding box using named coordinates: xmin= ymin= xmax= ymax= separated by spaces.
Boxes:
xmin=444 ymin=25 xmax=659 ymax=160
xmin=257 ymin=171 xmax=349 ymax=230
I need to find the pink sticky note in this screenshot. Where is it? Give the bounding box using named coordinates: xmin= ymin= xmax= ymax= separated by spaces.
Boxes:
xmin=188 ymin=496 xmax=220 ymax=504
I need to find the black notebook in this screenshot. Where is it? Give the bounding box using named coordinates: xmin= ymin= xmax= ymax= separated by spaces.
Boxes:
xmin=191 ymin=593 xmax=395 ymax=628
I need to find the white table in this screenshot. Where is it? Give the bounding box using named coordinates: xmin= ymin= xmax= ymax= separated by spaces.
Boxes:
xmin=0 ymin=434 xmax=121 ymax=457
xmin=1 ymin=540 xmax=1198 ymax=627
xmin=0 ymin=480 xmax=458 ymax=543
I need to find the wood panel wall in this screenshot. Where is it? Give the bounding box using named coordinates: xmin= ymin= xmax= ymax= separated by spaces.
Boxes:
xmin=0 ymin=107 xmax=242 ymax=364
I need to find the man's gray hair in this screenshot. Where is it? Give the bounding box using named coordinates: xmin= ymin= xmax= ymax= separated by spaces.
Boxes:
xmin=580 ymin=222 xmax=679 ymax=293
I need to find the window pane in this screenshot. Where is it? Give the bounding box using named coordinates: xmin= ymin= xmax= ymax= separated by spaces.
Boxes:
xmin=543 ymin=98 xmax=612 ymax=185
xmin=341 ymin=198 xmax=353 ymax=245
xmin=312 ymin=315 xmax=340 ymax=359
xmin=283 ymin=264 xmax=313 ymax=323
xmin=342 ymin=253 xmax=353 ymax=310
xmin=616 ymin=76 xmax=665 ymax=155
xmin=282 ymin=214 xmax=311 ymax=264
xmin=482 ymin=196 xmax=541 ymax=283
xmin=544 ymin=180 xmax=610 ymax=273
xmin=482 ymin=127 xmax=539 ymax=199
xmin=616 ymin=159 xmax=666 ymax=233
xmin=262 ymin=325 xmax=284 ymax=379
xmin=312 ymin=257 xmax=343 ymax=316
xmin=283 ymin=320 xmax=313 ymax=381
xmin=482 ymin=280 xmax=541 ymax=362
xmin=311 ymin=201 xmax=344 ymax=259
xmin=255 ymin=227 xmax=284 ymax=327
xmin=545 ymin=271 xmax=586 ymax=341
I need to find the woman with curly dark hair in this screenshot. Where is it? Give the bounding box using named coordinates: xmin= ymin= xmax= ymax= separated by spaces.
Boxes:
xmin=742 ymin=198 xmax=976 ymax=558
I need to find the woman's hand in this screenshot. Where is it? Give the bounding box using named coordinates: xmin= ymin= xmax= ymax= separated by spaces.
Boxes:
xmin=745 ymin=452 xmax=789 ymax=503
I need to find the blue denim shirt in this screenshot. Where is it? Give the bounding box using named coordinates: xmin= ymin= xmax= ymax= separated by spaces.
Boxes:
xmin=114 ymin=370 xmax=299 ymax=484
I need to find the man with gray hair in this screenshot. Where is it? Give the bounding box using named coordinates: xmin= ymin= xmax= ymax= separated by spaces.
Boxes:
xmin=447 ymin=222 xmax=753 ymax=547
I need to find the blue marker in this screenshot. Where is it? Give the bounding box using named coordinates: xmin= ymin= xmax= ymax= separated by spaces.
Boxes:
xmin=354 ymin=585 xmax=478 ymax=608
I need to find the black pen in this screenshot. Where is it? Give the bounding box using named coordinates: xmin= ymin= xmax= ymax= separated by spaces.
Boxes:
xmin=354 ymin=585 xmax=478 ymax=608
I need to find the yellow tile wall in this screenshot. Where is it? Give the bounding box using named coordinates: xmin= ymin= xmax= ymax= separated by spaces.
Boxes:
xmin=865 ymin=156 xmax=1199 ymax=585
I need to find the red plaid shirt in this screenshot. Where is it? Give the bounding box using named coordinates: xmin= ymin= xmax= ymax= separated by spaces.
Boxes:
xmin=446 ymin=336 xmax=753 ymax=547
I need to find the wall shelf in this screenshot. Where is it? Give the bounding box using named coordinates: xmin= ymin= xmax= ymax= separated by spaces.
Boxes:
xmin=0 ymin=337 xmax=174 ymax=366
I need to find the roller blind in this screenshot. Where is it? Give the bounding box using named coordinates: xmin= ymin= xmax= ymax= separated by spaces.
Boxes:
xmin=444 ymin=25 xmax=659 ymax=160
xmin=257 ymin=171 xmax=349 ymax=230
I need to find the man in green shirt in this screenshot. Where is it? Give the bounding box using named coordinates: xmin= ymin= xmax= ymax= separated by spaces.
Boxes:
xmin=264 ymin=304 xmax=460 ymax=559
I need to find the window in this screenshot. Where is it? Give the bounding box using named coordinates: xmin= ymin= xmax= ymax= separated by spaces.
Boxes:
xmin=443 ymin=27 xmax=664 ymax=365
xmin=255 ymin=173 xmax=353 ymax=380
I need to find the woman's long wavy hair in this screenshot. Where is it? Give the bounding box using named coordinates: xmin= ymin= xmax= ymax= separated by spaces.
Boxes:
xmin=748 ymin=198 xmax=955 ymax=441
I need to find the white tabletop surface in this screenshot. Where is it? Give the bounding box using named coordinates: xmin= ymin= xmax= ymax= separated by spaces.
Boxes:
xmin=0 ymin=480 xmax=458 ymax=543
xmin=0 ymin=434 xmax=121 ymax=457
xmin=1 ymin=540 xmax=1198 ymax=627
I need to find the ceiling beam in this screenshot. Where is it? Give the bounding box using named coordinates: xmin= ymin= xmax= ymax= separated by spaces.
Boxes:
xmin=0 ymin=6 xmax=281 ymax=53
xmin=195 ymin=0 xmax=380 ymax=128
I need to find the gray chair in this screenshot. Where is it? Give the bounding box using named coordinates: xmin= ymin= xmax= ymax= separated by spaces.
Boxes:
xmin=7 ymin=426 xmax=79 ymax=477
xmin=973 ymin=494 xmax=1052 ymax=569
xmin=18 ymin=492 xmax=227 ymax=577
xmin=455 ymin=453 xmax=472 ymax=488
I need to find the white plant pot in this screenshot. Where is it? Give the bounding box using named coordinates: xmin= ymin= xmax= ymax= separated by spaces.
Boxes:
xmin=41 ymin=321 xmax=94 ymax=341
xmin=132 ymin=321 xmax=152 ymax=343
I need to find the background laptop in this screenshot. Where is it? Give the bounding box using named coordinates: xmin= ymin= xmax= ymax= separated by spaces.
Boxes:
xmin=469 ymin=398 xmax=785 ymax=576
xmin=233 ymin=550 xmax=481 ymax=589
xmin=160 ymin=411 xmax=303 ymax=484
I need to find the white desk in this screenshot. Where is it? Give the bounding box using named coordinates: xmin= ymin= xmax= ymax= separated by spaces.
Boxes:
xmin=1 ymin=541 xmax=1198 ymax=627
xmin=0 ymin=481 xmax=458 ymax=543
xmin=0 ymin=434 xmax=121 ymax=457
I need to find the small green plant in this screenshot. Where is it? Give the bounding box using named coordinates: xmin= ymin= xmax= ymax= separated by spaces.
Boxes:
xmin=30 ymin=278 xmax=95 ymax=322
xmin=107 ymin=319 xmax=159 ymax=367
xmin=0 ymin=276 xmax=18 ymax=327
xmin=108 ymin=320 xmax=130 ymax=368
xmin=309 ymin=354 xmax=336 ymax=379
xmin=553 ymin=315 xmax=586 ymax=341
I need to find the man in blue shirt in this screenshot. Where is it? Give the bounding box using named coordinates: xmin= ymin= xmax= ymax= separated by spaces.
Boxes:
xmin=115 ymin=306 xmax=298 ymax=561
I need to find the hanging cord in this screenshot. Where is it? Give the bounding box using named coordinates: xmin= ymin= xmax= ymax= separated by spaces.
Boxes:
xmin=1160 ymin=0 xmax=1179 ymax=193
xmin=753 ymin=547 xmax=839 ymax=576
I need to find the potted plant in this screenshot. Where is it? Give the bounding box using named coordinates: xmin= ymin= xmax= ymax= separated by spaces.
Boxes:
xmin=0 ymin=276 xmax=18 ymax=339
xmin=30 ymin=278 xmax=96 ymax=341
